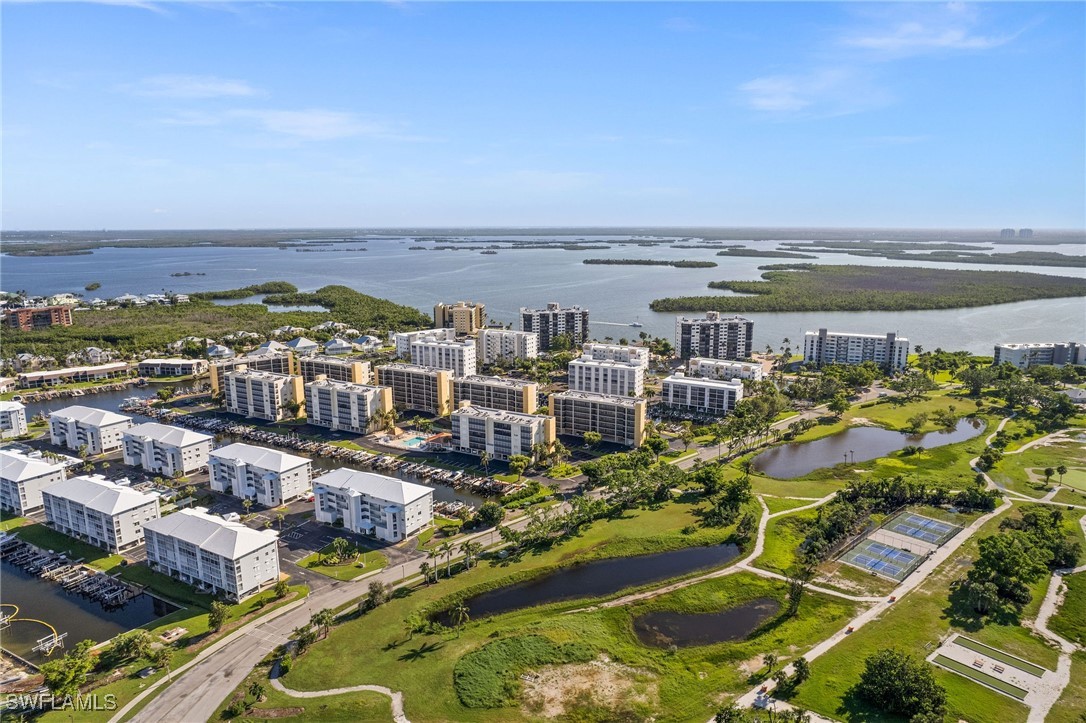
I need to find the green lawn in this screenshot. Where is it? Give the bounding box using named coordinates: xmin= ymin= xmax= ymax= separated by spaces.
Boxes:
xmin=282 ymin=569 xmax=858 ymax=722
xmin=212 ymin=660 xmax=393 ymax=722
xmin=1050 ymin=572 xmax=1086 ymax=646
xmin=789 ymin=503 xmax=1055 ymax=723
xmin=989 ymin=439 xmax=1086 ymax=498
xmin=297 ymin=545 xmax=389 ymax=582
xmin=754 ymin=509 xmax=815 ymax=574
xmin=762 ymin=495 xmax=823 ymax=515
xmin=1048 ymin=651 xmax=1086 ymax=723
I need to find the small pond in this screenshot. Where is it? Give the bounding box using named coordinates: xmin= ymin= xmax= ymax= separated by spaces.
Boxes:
xmin=633 ymin=597 xmax=781 ymax=648
xmin=751 ymin=418 xmax=986 ymax=479
xmin=451 ymin=543 xmax=740 ymax=621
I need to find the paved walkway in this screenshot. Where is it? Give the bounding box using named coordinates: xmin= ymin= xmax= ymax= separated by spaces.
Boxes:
xmin=269 ymin=662 xmax=409 ymax=723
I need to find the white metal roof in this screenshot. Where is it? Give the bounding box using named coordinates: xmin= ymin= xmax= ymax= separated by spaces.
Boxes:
xmin=49 ymin=405 xmax=131 ymax=427
xmin=0 ymin=449 xmax=66 ymax=482
xmin=42 ymin=475 xmax=159 ymax=515
xmin=210 ymin=442 xmax=310 ymax=473
xmin=124 ymin=422 xmax=213 ymax=448
xmin=315 ymin=468 xmax=432 ymax=506
xmin=144 ymin=507 xmax=277 ymax=559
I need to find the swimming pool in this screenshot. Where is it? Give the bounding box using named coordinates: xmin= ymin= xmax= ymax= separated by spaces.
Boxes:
xmin=403 ymin=435 xmax=428 ymax=448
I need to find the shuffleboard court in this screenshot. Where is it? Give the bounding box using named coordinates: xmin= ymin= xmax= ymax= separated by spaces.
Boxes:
xmin=931 ymin=655 xmax=1028 ymax=700
xmin=953 ymin=636 xmax=1048 ymax=677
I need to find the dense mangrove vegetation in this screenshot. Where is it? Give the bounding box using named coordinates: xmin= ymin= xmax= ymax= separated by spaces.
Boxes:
xmin=582 ymin=258 xmax=717 ymax=268
xmin=2 ymin=283 xmax=429 ymax=358
xmin=715 ymin=248 xmax=817 ymax=259
xmin=649 ymin=265 xmax=1086 ymax=312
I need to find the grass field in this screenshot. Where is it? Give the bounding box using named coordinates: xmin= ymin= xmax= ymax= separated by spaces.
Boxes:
xmin=761 ymin=495 xmax=823 ymax=515
xmin=1048 ymin=651 xmax=1086 ymax=723
xmin=788 ymin=503 xmax=1056 ymax=723
xmin=281 ymin=569 xmax=858 ymax=722
xmin=989 ymin=440 xmax=1086 ymax=498
xmin=297 ymin=545 xmax=389 ymax=581
xmin=1050 ymin=572 xmax=1086 ymax=646
xmin=753 ymin=509 xmax=816 ymax=575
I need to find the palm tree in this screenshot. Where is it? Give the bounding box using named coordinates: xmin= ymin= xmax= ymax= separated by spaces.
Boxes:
xmin=248 ymin=681 xmax=266 ymax=703
xmin=276 ymin=511 xmax=286 ymax=530
xmin=1057 ymin=464 xmax=1068 ymax=485
xmin=1043 ymin=467 xmax=1055 ymax=487
xmin=242 ymin=498 xmax=253 ymax=516
xmin=459 ymin=540 xmax=482 ymax=569
xmin=419 ymin=561 xmax=433 ymax=585
xmin=479 ymin=451 xmax=490 ymax=477
xmin=451 ymin=602 xmax=470 ymax=638
xmin=427 ymin=548 xmax=441 ymax=580
xmin=438 ymin=541 xmax=455 ymax=577
xmin=310 ymin=608 xmax=335 ymax=639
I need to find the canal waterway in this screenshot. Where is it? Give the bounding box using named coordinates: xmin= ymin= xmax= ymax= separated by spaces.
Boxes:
xmin=452 ymin=543 xmax=741 ymax=621
xmin=751 ymin=417 xmax=987 ymax=479
xmin=0 ymin=562 xmax=179 ymax=666
xmin=4 ymin=237 xmax=1084 ymax=355
xmin=632 ymin=597 xmax=781 ymax=648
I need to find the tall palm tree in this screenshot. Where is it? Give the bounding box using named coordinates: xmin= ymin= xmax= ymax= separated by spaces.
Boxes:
xmin=452 ymin=602 xmax=470 ymax=638
xmin=419 ymin=561 xmax=432 ymax=585
xmin=479 ymin=451 xmax=490 ymax=477
xmin=438 ymin=541 xmax=455 ymax=577
xmin=459 ymin=541 xmax=482 ymax=569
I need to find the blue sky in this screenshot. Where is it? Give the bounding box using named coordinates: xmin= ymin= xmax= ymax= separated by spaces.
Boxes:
xmin=3 ymin=1 xmax=1083 ymax=230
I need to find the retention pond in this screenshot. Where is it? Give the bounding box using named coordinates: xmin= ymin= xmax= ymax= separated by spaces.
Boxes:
xmin=633 ymin=597 xmax=781 ymax=648
xmin=751 ymin=417 xmax=986 ymax=479
xmin=454 ymin=543 xmax=741 ymax=621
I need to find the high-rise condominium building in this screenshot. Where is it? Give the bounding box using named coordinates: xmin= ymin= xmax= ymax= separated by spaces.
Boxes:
xmin=410 ymin=338 xmax=477 ymax=376
xmin=305 ymin=377 xmax=393 ymax=434
xmin=993 ymin=342 xmax=1085 ymax=369
xmin=451 ymin=403 xmax=555 ymax=462
xmin=549 ymin=391 xmax=647 ymax=447
xmin=42 ymin=474 xmax=161 ymax=552
xmin=687 ymin=358 xmax=764 ymax=382
xmin=210 ymin=351 xmax=295 ymax=395
xmin=802 ymin=329 xmax=909 ymax=370
xmin=434 ymin=301 xmax=486 ymax=335
xmin=567 ymin=358 xmax=644 ymax=397
xmin=453 ymin=375 xmax=538 ymax=414
xmin=676 ymin=312 xmax=753 ymax=360
xmin=299 ymin=354 xmax=372 ymax=384
xmin=375 ymin=364 xmax=453 ymax=415
xmin=476 ymin=329 xmax=539 ymax=364
xmin=122 ymin=423 xmax=213 ymax=477
xmin=660 ymin=374 xmax=744 ymax=415
xmin=520 ymin=302 xmax=590 ymax=351
xmin=223 ymin=368 xmax=305 ymax=421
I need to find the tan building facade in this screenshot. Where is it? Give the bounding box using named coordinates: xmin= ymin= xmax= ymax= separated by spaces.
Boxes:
xmin=375 ymin=364 xmax=453 ymax=416
xmin=453 ymin=375 xmax=537 ymax=414
xmin=434 ymin=301 xmax=486 ymax=335
xmin=549 ymin=391 xmax=646 ymax=447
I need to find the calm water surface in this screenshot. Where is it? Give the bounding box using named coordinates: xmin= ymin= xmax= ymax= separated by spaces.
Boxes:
xmin=633 ymin=597 xmax=781 ymax=648
xmin=752 ymin=417 xmax=987 ymax=479
xmin=4 ymin=238 xmax=1084 ymax=354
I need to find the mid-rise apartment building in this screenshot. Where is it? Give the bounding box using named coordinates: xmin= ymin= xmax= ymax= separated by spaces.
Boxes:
xmin=314 ymin=468 xmax=433 ymax=543
xmin=49 ymin=405 xmax=132 ymax=454
xmin=451 ymin=403 xmax=555 ymax=462
xmin=42 ymin=475 xmax=160 ymax=552
xmin=687 ymin=357 xmax=764 ymax=382
xmin=0 ymin=448 xmax=67 ymax=514
xmin=993 ymin=342 xmax=1086 ymax=369
xmin=476 ymin=329 xmax=539 ymax=364
xmin=299 ymin=354 xmax=372 ymax=384
xmin=137 ymin=358 xmax=209 ymax=377
xmin=803 ymin=329 xmax=909 ymax=371
xmin=434 ymin=301 xmax=486 ymax=335
xmin=676 ymin=312 xmax=754 ymax=360
xmin=375 ymin=364 xmax=453 ymax=415
xmin=393 ymin=328 xmax=456 ymax=358
xmin=660 ymin=374 xmax=744 ymax=415
xmin=122 ymin=423 xmax=213 ymax=477
xmin=305 ymin=377 xmax=393 ymax=434
xmin=209 ymin=443 xmax=312 ymax=507
xmin=410 ymin=338 xmax=477 ymax=376
xmin=520 ymin=302 xmax=590 ymax=351
xmin=549 ymin=391 xmax=647 ymax=447
xmin=144 ymin=507 xmax=280 ymax=601
xmin=223 ymin=368 xmax=305 ymax=422
xmin=453 ymin=375 xmax=538 ymax=414
xmin=0 ymin=401 xmax=28 ymax=439
xmin=567 ymin=358 xmax=645 ymax=397
xmin=6 ymin=306 xmax=73 ymax=331
xmin=209 ymin=351 xmax=295 ymax=395
xmin=581 ymin=343 xmax=650 ymax=368
xmin=18 ymin=362 xmax=129 ymax=389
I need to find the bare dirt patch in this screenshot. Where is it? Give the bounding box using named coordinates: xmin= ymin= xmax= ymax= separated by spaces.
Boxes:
xmin=520 ymin=654 xmax=658 ymax=719
xmin=246 ymin=706 xmax=305 ymax=718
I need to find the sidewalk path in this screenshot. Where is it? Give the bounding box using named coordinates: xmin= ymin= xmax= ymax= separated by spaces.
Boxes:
xmin=269 ymin=662 xmax=409 ymax=723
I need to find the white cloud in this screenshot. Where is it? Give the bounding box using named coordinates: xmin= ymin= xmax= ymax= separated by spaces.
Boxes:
xmin=125 ymin=74 xmax=262 ymax=99
xmin=663 ymin=17 xmax=700 ymax=33
xmin=228 ymin=109 xmax=378 ymax=140
xmin=839 ymin=3 xmax=1024 ymax=56
xmin=738 ymin=68 xmax=892 ymax=117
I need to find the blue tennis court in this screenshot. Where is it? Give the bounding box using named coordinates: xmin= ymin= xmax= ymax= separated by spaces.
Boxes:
xmin=887 ymin=512 xmax=961 ymax=545
xmin=839 ymin=539 xmax=921 ymax=581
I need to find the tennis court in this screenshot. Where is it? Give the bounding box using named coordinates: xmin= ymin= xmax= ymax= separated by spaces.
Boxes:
xmin=885 ymin=511 xmax=961 ymax=546
xmin=839 ymin=539 xmax=922 ymax=581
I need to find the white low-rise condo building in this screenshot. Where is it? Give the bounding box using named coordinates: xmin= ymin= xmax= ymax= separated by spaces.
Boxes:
xmin=0 ymin=401 xmax=28 ymax=439
xmin=137 ymin=358 xmax=209 ymax=377
xmin=520 ymin=302 xmax=590 ymax=351
xmin=0 ymin=448 xmax=67 ymax=514
xmin=688 ymin=357 xmax=764 ymax=382
xmin=567 ymin=357 xmax=645 ymax=397
xmin=299 ymin=354 xmax=372 ymax=384
xmin=410 ymin=338 xmax=477 ymax=377
xmin=375 ymin=364 xmax=453 ymax=415
xmin=305 ymin=377 xmax=393 ymax=434
xmin=476 ymin=329 xmax=539 ymax=364
xmin=210 ymin=351 xmax=294 ymax=396
xmin=42 ymin=475 xmax=160 ymax=552
xmin=223 ymin=368 xmax=305 ymax=422
xmin=122 ymin=423 xmax=213 ymax=477
xmin=676 ymin=312 xmax=754 ymax=360
xmin=803 ymin=329 xmax=909 ymax=371
xmin=393 ymin=328 xmax=456 ymax=358
xmin=582 ymin=343 xmax=650 ymax=368
xmin=661 ymin=374 xmax=744 ymax=415
xmin=144 ymin=507 xmax=280 ymax=601
xmin=549 ymin=391 xmax=647 ymax=447
xmin=210 ymin=443 xmax=312 ymax=507
xmin=49 ymin=405 xmax=132 ymax=455
xmin=451 ymin=403 xmax=555 ymax=462
xmin=453 ymin=375 xmax=538 ymax=414
xmin=993 ymin=342 xmax=1086 ymax=369
xmin=314 ymin=468 xmax=433 ymax=543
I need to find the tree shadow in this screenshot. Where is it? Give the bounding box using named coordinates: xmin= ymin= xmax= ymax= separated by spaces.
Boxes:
xmin=397 ymin=641 xmax=444 ymax=662
xmin=836 ymin=687 xmax=890 ymax=722
xmin=943 ymin=584 xmax=1020 ymax=632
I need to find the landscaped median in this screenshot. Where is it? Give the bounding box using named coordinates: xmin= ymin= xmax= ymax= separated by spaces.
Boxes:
xmin=297 ymin=544 xmax=388 ymax=582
